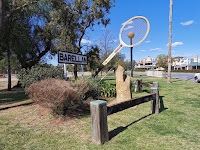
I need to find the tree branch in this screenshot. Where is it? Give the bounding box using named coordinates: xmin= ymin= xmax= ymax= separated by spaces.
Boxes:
xmin=29 ymin=37 xmax=52 ymax=67
xmin=5 ymin=1 xmax=38 ymax=20
xmin=78 ymin=20 xmax=93 ymax=53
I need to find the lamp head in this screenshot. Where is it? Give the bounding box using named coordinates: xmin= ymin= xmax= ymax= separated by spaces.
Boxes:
xmin=128 ymin=32 xmax=135 ymax=39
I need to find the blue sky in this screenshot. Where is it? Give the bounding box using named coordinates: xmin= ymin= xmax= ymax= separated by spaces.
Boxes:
xmin=50 ymin=0 xmax=200 ymax=65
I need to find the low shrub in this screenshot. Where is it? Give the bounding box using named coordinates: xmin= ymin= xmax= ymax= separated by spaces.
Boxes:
xmin=28 ymin=78 xmax=90 ymax=116
xmin=85 ymin=79 xmax=101 ymax=99
xmin=100 ymin=82 xmax=116 ymax=98
xmin=134 ymin=69 xmax=146 ymax=72
xmin=171 ymin=69 xmax=200 ymax=73
xmin=17 ymin=64 xmax=64 ymax=89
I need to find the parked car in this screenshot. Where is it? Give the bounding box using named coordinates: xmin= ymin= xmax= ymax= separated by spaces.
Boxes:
xmin=194 ymin=73 xmax=200 ymax=83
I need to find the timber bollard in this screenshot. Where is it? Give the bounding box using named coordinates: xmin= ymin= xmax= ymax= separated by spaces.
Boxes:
xmin=90 ymin=100 xmax=108 ymax=145
xmin=150 ymin=87 xmax=160 ymax=114
xmin=153 ymin=82 xmax=159 ymax=87
xmin=90 ymin=83 xmax=160 ymax=145
xmin=134 ymin=79 xmax=143 ymax=92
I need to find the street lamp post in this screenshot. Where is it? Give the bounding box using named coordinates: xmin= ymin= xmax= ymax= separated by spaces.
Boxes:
xmin=128 ymin=32 xmax=135 ymax=77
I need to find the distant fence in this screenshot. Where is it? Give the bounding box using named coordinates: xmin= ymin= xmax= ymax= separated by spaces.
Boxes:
xmin=146 ymin=70 xmax=164 ymax=78
xmin=90 ymin=82 xmax=160 ymax=145
xmin=67 ymin=71 xmax=114 ymax=77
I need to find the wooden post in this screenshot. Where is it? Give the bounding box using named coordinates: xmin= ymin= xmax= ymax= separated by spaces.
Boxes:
xmin=90 ymin=100 xmax=108 ymax=145
xmin=134 ymin=79 xmax=142 ymax=92
xmin=153 ymin=82 xmax=159 ymax=87
xmin=151 ymin=87 xmax=160 ymax=114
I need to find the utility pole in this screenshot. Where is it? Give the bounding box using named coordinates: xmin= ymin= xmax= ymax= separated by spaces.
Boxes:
xmin=168 ymin=0 xmax=173 ymax=83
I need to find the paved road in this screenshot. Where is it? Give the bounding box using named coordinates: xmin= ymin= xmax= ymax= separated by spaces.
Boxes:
xmin=0 ymin=72 xmax=197 ymax=82
xmin=0 ymin=78 xmax=18 ymax=81
xmin=126 ymin=71 xmax=196 ymax=82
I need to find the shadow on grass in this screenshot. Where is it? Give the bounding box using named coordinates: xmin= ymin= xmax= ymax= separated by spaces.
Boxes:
xmin=159 ymin=96 xmax=168 ymax=113
xmin=0 ymin=102 xmax=33 ymax=111
xmin=171 ymin=79 xmax=183 ymax=83
xmin=109 ymin=113 xmax=152 ymax=140
xmin=142 ymin=89 xmax=150 ymax=93
xmin=100 ymin=78 xmax=116 ymax=81
xmin=109 ymin=96 xmax=168 ymax=140
xmin=0 ymin=88 xmax=29 ymax=105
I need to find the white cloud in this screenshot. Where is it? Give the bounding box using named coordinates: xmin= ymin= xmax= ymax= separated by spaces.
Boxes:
xmin=172 ymin=50 xmax=179 ymax=53
xmin=123 ymin=26 xmax=134 ymax=30
xmin=150 ymin=48 xmax=161 ymax=51
xmin=144 ymin=40 xmax=151 ymax=43
xmin=173 ymin=54 xmax=193 ymax=57
xmin=110 ymin=39 xmax=117 ymax=43
xmin=166 ymin=42 xmax=184 ymax=47
xmin=121 ymin=20 xmax=133 ymax=26
xmin=81 ymin=39 xmax=92 ymax=44
xmin=141 ymin=50 xmax=146 ymax=52
xmin=180 ymin=20 xmax=194 ymax=26
xmin=172 ymin=42 xmax=183 ymax=47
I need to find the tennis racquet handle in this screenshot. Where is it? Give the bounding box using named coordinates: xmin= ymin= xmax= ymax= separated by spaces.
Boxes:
xmin=89 ymin=44 xmax=123 ymax=78
xmin=102 ymin=44 xmax=123 ymax=66
xmin=89 ymin=64 xmax=104 ymax=78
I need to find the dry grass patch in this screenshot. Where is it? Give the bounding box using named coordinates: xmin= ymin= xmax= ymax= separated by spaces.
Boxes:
xmin=28 ymin=78 xmax=91 ymax=116
xmin=0 ymin=80 xmax=18 ymax=90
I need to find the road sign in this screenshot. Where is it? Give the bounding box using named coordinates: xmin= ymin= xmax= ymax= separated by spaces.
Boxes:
xmin=58 ymin=51 xmax=87 ymax=65
xmin=152 ymin=61 xmax=157 ymax=66
xmin=194 ymin=54 xmax=198 ymax=62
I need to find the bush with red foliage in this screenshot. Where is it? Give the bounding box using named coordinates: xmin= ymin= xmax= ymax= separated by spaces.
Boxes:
xmin=28 ymin=78 xmax=90 ymax=116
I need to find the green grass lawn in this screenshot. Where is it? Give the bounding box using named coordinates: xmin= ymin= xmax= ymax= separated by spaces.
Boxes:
xmin=0 ymin=76 xmax=200 ymax=150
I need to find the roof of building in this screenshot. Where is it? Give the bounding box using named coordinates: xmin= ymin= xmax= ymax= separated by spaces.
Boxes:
xmin=188 ymin=62 xmax=200 ymax=66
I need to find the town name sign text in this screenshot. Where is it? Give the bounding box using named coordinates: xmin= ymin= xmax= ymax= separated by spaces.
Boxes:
xmin=58 ymin=51 xmax=87 ymax=65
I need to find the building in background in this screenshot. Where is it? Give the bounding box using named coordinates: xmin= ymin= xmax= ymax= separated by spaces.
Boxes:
xmin=187 ymin=54 xmax=200 ymax=70
xmin=172 ymin=55 xmax=200 ymax=70
xmin=136 ymin=56 xmax=157 ymax=70
xmin=136 ymin=55 xmax=200 ymax=70
xmin=172 ymin=57 xmax=191 ymax=70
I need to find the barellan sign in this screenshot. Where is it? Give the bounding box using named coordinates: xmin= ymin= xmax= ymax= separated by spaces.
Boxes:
xmin=58 ymin=51 xmax=87 ymax=65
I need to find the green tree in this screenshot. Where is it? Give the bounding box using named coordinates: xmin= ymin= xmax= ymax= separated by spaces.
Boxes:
xmin=0 ymin=0 xmax=38 ymax=57
xmin=86 ymin=45 xmax=100 ymax=71
xmin=0 ymin=55 xmax=21 ymax=74
xmin=124 ymin=60 xmax=135 ymax=71
xmin=48 ymin=0 xmax=115 ymax=79
xmin=1 ymin=0 xmax=115 ymax=90
xmin=0 ymin=0 xmax=44 ymax=90
xmin=67 ymin=64 xmax=74 ymax=72
xmin=156 ymin=54 xmax=168 ymax=78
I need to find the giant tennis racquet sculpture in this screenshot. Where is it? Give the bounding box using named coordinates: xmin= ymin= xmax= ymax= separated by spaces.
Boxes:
xmin=90 ymin=16 xmax=150 ymax=78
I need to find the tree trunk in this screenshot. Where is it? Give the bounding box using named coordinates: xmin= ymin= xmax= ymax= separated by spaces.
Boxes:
xmin=74 ymin=64 xmax=78 ymax=80
xmin=0 ymin=0 xmax=4 ymax=41
xmin=168 ymin=0 xmax=173 ymax=83
xmin=7 ymin=45 xmax=11 ymax=91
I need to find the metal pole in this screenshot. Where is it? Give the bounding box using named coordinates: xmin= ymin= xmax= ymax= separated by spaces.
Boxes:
xmin=81 ymin=65 xmax=84 ymax=78
xmin=128 ymin=32 xmax=134 ymax=77
xmin=131 ymin=46 xmax=133 ymax=77
xmin=64 ymin=64 xmax=68 ymax=80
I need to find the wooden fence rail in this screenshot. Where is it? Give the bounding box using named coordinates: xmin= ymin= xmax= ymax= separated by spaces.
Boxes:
xmin=107 ymin=93 xmax=156 ymax=115
xmin=90 ymin=84 xmax=160 ymax=145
